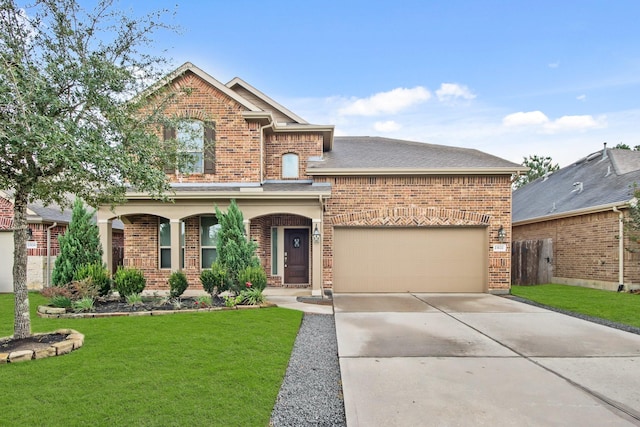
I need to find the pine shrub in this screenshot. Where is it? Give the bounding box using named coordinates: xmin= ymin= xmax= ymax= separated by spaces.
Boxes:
xmin=215 ymin=200 xmax=259 ymax=294
xmin=52 ymin=198 xmax=103 ymax=286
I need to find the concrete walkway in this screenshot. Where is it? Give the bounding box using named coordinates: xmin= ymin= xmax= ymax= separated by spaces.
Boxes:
xmin=334 ymin=293 xmax=640 ymax=426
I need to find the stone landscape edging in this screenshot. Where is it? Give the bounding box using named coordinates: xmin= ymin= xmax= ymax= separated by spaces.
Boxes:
xmin=36 ymin=302 xmax=277 ymax=319
xmin=0 ymin=329 xmax=84 ymax=364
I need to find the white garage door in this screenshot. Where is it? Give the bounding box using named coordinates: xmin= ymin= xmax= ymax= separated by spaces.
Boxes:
xmin=0 ymin=232 xmax=13 ymax=293
xmin=333 ymin=227 xmax=487 ymax=293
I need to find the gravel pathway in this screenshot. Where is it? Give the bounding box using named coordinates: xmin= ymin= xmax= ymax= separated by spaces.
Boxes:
xmin=270 ymin=313 xmax=346 ymax=427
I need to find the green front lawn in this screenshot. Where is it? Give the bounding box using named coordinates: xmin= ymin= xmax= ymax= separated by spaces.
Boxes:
xmin=0 ymin=292 xmax=302 ymax=426
xmin=511 ymin=284 xmax=640 ymax=328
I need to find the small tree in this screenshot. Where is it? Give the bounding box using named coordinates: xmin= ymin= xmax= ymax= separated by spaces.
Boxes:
xmin=0 ymin=0 xmax=180 ymax=339
xmin=215 ymin=200 xmax=259 ymax=294
xmin=52 ymin=199 xmax=103 ymax=286
xmin=512 ymin=155 xmax=560 ymax=189
xmin=624 ymin=185 xmax=640 ymax=254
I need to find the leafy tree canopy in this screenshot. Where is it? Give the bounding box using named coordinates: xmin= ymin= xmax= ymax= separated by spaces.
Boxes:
xmin=512 ymin=155 xmax=560 ymax=190
xmin=0 ymin=0 xmax=181 ymax=338
xmin=614 ymin=143 xmax=640 ymax=151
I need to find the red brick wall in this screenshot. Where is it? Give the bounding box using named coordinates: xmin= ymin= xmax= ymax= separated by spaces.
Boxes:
xmin=0 ymin=197 xmax=14 ymax=230
xmin=264 ymin=133 xmax=323 ymax=180
xmin=513 ymin=210 xmax=640 ymax=285
xmin=26 ymin=223 xmax=66 ymax=257
xmin=315 ymin=175 xmax=513 ymax=292
xmin=162 ymin=71 xmax=262 ymax=184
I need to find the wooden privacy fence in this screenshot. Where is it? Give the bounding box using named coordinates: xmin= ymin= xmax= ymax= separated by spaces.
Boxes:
xmin=511 ymin=238 xmax=553 ymax=285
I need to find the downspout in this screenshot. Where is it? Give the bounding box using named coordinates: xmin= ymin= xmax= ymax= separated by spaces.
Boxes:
xmin=46 ymin=222 xmax=57 ymax=288
xmin=612 ymin=207 xmax=624 ymax=292
xmin=259 ymin=122 xmax=274 ymax=184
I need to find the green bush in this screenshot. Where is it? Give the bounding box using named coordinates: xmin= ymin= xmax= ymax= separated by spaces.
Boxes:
xmin=239 ymin=288 xmax=265 ymax=306
xmin=200 ymin=262 xmax=228 ymax=296
xmin=238 ymin=265 xmax=267 ymax=292
xmin=168 ymin=271 xmax=189 ymax=298
xmin=113 ymin=267 xmax=146 ymax=298
xmin=52 ymin=198 xmax=103 ymax=286
xmin=49 ymin=295 xmax=72 ymax=309
xmin=67 ymin=278 xmax=99 ymax=300
xmin=75 ymin=262 xmax=112 ymax=296
xmin=72 ymin=296 xmax=95 ymax=313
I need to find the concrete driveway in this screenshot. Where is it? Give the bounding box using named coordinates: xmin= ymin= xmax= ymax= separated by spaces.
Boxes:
xmin=334 ymin=293 xmax=640 ymax=426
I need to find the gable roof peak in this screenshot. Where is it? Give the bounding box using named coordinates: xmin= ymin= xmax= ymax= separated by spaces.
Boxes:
xmin=225 ymin=77 xmax=309 ymax=124
xmin=147 ymin=62 xmax=262 ymax=112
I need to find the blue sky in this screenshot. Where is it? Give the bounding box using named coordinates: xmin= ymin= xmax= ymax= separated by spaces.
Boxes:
xmin=115 ymin=1 xmax=640 ymax=165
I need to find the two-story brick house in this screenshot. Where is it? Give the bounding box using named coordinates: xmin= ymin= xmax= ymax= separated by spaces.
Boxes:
xmin=97 ymin=62 xmax=524 ymax=295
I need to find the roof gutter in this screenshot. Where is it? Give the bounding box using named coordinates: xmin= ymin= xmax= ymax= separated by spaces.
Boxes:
xmin=307 ymin=167 xmax=526 ymax=176
xmin=513 ymin=200 xmax=633 ymax=226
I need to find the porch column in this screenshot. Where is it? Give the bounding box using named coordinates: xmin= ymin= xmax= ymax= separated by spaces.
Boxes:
xmin=170 ymin=219 xmax=181 ymax=272
xmin=98 ymin=219 xmax=113 ymax=275
xmin=243 ymin=219 xmax=250 ymax=240
xmin=312 ymin=218 xmax=322 ymax=297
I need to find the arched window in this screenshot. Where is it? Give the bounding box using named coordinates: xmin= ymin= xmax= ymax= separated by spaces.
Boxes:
xmin=282 ymin=153 xmax=299 ymax=178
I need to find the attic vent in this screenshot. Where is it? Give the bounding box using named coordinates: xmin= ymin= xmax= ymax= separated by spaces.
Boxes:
xmin=602 ymin=142 xmax=608 ymax=160
xmin=572 ymin=182 xmax=583 ymax=193
xmin=605 ymin=165 xmax=612 ymax=177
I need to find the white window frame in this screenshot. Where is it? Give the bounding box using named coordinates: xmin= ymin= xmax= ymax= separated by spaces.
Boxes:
xmin=177 ymin=120 xmax=205 ymax=174
xmin=159 ymin=218 xmax=184 ymax=269
xmin=200 ymin=216 xmax=220 ymax=269
xmin=282 ymin=153 xmax=299 ymax=178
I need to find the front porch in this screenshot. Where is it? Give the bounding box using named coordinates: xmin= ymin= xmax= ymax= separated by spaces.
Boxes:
xmin=97 ymin=187 xmax=328 ymax=296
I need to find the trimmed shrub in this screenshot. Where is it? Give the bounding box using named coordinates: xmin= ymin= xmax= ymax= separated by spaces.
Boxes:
xmin=200 ymin=262 xmax=228 ymax=296
xmin=113 ymin=267 xmax=146 ymax=298
xmin=238 ymin=265 xmax=267 ymax=292
xmin=168 ymin=271 xmax=189 ymax=298
xmin=75 ymin=262 xmax=112 ymax=296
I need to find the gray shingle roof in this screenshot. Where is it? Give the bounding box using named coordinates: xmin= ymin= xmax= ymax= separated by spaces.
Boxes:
xmin=307 ymin=136 xmax=522 ymax=170
xmin=513 ymin=148 xmax=640 ymax=223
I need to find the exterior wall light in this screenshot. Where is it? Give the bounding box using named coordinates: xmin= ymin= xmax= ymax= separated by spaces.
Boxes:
xmin=312 ymin=224 xmax=321 ymax=243
xmin=497 ymin=225 xmax=506 ymax=242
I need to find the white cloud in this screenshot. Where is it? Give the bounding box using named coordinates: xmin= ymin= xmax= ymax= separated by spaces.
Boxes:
xmin=577 ymin=94 xmax=587 ymax=101
xmin=373 ymin=120 xmax=401 ymax=132
xmin=435 ymin=83 xmax=476 ymax=102
xmin=543 ymin=114 xmax=606 ymax=132
xmin=548 ymin=61 xmax=560 ymax=68
xmin=503 ymin=111 xmax=549 ymax=127
xmin=338 ymin=86 xmax=431 ymax=116
xmin=503 ymin=111 xmax=606 ymax=133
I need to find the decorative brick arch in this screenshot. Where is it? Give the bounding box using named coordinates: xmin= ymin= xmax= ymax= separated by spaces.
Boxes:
xmin=330 ymin=207 xmax=491 ymax=227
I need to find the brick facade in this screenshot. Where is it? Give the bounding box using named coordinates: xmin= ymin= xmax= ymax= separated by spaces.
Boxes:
xmin=315 ymin=175 xmax=513 ymax=292
xmin=164 ymin=71 xmax=263 ymax=184
xmin=513 ymin=211 xmax=640 ymax=288
xmin=111 ymin=64 xmax=517 ymax=294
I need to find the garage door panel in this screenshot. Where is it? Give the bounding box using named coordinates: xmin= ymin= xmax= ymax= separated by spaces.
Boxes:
xmin=334 ymin=227 xmax=486 ymax=293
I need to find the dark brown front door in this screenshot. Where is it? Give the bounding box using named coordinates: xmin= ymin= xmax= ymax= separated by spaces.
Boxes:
xmin=284 ymin=229 xmax=309 ymax=284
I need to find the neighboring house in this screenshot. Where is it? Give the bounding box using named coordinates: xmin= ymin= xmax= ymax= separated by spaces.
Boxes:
xmin=512 ymin=145 xmax=640 ymax=291
xmin=97 ymin=62 xmax=524 ymax=295
xmin=0 ymin=191 xmax=124 ymax=293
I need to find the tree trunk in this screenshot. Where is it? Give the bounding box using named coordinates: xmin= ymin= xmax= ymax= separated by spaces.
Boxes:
xmin=13 ymin=189 xmax=31 ymax=339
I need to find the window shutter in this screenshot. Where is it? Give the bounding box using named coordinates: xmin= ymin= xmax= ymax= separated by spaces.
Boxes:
xmin=203 ymin=121 xmax=216 ymax=174
xmin=163 ymin=125 xmax=176 ymax=174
